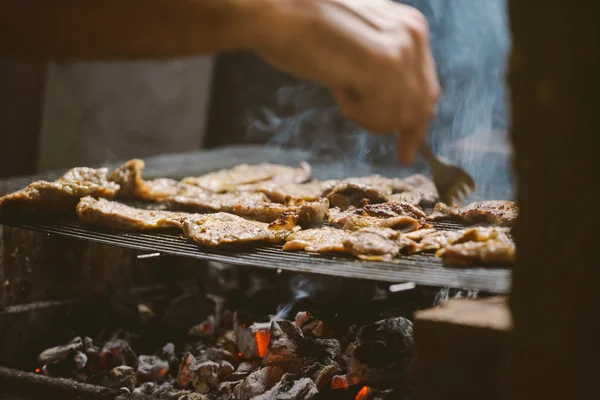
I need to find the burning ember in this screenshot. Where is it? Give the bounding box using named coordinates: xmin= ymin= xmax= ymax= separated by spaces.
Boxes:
xmin=255 ymin=330 xmax=270 ymax=358
xmin=356 ymin=386 xmax=370 ymax=400
xmin=28 ymin=270 xmax=424 ymax=399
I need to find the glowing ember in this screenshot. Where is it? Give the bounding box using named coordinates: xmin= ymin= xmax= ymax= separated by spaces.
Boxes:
xmin=356 ymin=386 xmax=370 ymax=400
xmin=331 ymin=375 xmax=349 ymax=390
xmin=255 ymin=330 xmax=270 ymax=358
xmin=237 ymin=352 xmax=243 ymax=359
xmin=34 ymin=368 xmax=41 ymax=374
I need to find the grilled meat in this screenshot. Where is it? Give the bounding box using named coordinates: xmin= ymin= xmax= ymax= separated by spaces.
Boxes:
xmin=168 ymin=191 xmax=269 ymax=214
xmin=404 ymin=228 xmax=437 ymax=241
xmin=233 ymin=198 xmax=329 ymax=226
xmin=327 ymin=181 xmax=390 ymax=209
xmin=182 ymin=162 xmax=312 ymax=193
xmin=412 ymin=230 xmax=464 ymax=252
xmin=328 ymin=201 xmax=426 ymax=232
xmin=77 ymin=196 xmax=193 ymax=231
xmin=427 ymin=201 xmax=518 ymax=227
xmin=343 ymin=214 xmax=422 ymax=232
xmin=0 ymin=167 xmax=120 ymax=218
xmin=343 ymin=228 xmax=415 ymax=261
xmin=183 ymin=212 xmax=300 ymax=246
xmin=362 ymin=201 xmax=426 ymax=220
xmin=389 ymin=174 xmax=438 ymax=206
xmin=283 ymin=227 xmax=348 ymax=253
xmin=436 ymin=240 xmax=515 ymax=266
xmin=248 ymin=180 xmax=338 ymax=203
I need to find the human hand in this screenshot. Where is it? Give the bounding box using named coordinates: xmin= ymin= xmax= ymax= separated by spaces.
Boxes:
xmin=254 ymin=0 xmax=440 ymax=164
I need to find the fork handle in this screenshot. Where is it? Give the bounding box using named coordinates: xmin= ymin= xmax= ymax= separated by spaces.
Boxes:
xmin=418 ymin=143 xmax=440 ymax=166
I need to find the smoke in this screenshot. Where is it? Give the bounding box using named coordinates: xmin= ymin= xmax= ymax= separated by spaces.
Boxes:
xmin=243 ymin=0 xmax=513 ymax=199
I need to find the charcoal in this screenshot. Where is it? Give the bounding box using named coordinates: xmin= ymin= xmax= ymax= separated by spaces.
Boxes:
xmin=138 ymin=303 xmax=157 ymax=324
xmin=38 ymin=336 xmax=83 ymax=365
xmin=233 ymin=313 xmax=271 ymax=359
xmin=101 ymin=339 xmax=138 ymax=369
xmin=301 ymin=362 xmax=343 ymax=391
xmin=192 ymin=360 xmax=220 ymax=393
xmin=177 ymin=352 xmax=197 ymax=388
xmin=133 ymin=382 xmax=156 ymax=395
xmin=233 ymin=366 xmax=285 ymax=400
xmin=157 ymin=342 xmax=179 ymax=371
xmin=137 ymin=355 xmax=170 ymax=382
xmin=218 ymin=360 xmax=235 ymax=379
xmin=178 ymin=394 xmax=208 ymax=400
xmin=90 ymin=365 xmax=137 ymax=390
xmin=223 ymin=360 xmax=259 ymax=382
xmin=348 ymin=317 xmax=413 ymax=389
xmin=84 ymin=339 xmax=104 ymax=374
xmin=217 ymin=380 xmax=243 ymax=399
xmin=152 ymin=382 xmax=192 ymax=399
xmin=253 ymin=374 xmax=319 ymax=400
xmin=187 ymin=315 xmax=216 ymax=337
xmin=200 ymin=347 xmax=237 ymax=366
xmin=218 ymin=330 xmax=238 ymax=355
xmin=264 ymin=321 xmax=342 ymax=373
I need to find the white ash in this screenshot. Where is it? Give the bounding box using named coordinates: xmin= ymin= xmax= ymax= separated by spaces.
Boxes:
xmin=253 ymin=374 xmax=318 ymax=400
xmin=233 ymin=366 xmax=285 ymax=400
xmin=137 ymin=355 xmax=169 ymax=382
xmin=38 ymin=336 xmax=83 ymax=365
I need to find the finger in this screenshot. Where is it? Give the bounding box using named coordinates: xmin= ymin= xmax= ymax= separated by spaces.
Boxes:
xmin=331 ymin=87 xmax=361 ymax=118
xmin=396 ymin=124 xmax=426 ymax=165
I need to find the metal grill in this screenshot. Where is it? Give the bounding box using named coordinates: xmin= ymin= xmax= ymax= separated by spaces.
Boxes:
xmin=0 ymin=146 xmax=511 ymax=294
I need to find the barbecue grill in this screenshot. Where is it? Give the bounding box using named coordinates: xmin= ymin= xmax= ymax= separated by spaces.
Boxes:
xmin=0 ymin=145 xmax=511 ymax=294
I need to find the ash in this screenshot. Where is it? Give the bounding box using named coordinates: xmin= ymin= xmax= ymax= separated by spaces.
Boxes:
xmin=32 ymin=265 xmax=474 ymax=400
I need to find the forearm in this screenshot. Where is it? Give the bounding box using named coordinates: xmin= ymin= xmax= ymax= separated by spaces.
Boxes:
xmin=0 ymin=0 xmax=275 ymax=59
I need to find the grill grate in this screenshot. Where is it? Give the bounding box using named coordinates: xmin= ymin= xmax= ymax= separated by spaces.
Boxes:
xmin=0 ymin=146 xmax=511 ymax=293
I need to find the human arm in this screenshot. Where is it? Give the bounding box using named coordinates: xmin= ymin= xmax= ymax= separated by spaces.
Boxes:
xmin=0 ymin=0 xmax=440 ymax=164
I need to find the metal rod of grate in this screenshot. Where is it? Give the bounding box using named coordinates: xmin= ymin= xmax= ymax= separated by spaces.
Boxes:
xmin=6 ymin=220 xmax=510 ymax=293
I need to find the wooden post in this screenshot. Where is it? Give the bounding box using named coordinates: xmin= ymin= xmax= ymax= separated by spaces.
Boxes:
xmin=413 ymin=297 xmax=511 ymax=400
xmin=505 ymin=1 xmax=600 ymax=398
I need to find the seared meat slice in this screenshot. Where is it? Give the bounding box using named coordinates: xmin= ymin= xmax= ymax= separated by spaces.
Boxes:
xmin=183 ymin=212 xmax=299 ymax=246
xmin=388 ymin=174 xmax=438 ymax=206
xmin=436 ymin=240 xmax=515 ymax=266
xmin=326 ymin=175 xmax=392 ymax=208
xmin=233 ymin=198 xmax=329 ymax=226
xmin=0 ymin=167 xmax=120 ymax=218
xmin=453 ymin=226 xmax=512 ymax=244
xmin=107 ymin=159 xmax=191 ymax=201
xmin=77 ymin=196 xmax=193 ymax=231
xmin=404 ymin=228 xmax=437 ymax=241
xmin=248 ymin=180 xmax=338 ymax=203
xmin=343 ymin=228 xmax=415 ymax=261
xmin=343 ymin=214 xmax=422 ymax=232
xmin=427 ymin=201 xmax=518 ymax=227
xmin=283 ymin=227 xmax=348 ymax=253
xmin=327 ymin=206 xmax=360 ymax=227
xmin=362 ymin=201 xmax=426 ymax=220
xmin=182 ymin=162 xmax=312 ymax=193
xmin=412 ymin=230 xmax=464 ymax=252
xmin=168 ymin=191 xmax=270 ymax=214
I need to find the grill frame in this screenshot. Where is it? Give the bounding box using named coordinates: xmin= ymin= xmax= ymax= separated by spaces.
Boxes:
xmin=0 ymin=145 xmax=511 ymax=294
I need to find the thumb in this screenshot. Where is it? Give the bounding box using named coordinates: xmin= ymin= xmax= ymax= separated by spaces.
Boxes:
xmin=331 ymin=87 xmax=362 ymax=119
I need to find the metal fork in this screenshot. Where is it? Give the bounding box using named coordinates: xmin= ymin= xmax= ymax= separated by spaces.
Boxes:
xmin=418 ymin=143 xmax=476 ymax=205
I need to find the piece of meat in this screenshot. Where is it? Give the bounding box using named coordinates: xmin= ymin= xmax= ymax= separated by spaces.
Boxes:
xmin=436 ymin=240 xmax=516 ymax=266
xmin=327 ymin=206 xmax=360 ymax=227
xmin=167 ymin=191 xmax=270 ymax=214
xmin=326 ymin=175 xmax=392 ymax=209
xmin=342 ymin=214 xmax=422 ymax=232
xmin=233 ymin=198 xmax=329 ymax=226
xmin=427 ymin=201 xmax=518 ymax=227
xmin=343 ymin=228 xmax=412 ymax=261
xmin=328 ymin=201 xmax=425 ymax=232
xmin=183 ymin=212 xmax=300 ymax=246
xmin=362 ymin=201 xmax=426 ymax=220
xmin=248 ymin=180 xmax=338 ymax=203
xmin=283 ymin=227 xmax=348 ymax=253
xmin=411 ymin=230 xmax=465 ymax=253
xmin=182 ymin=162 xmax=312 ymax=193
xmin=404 ymin=228 xmax=437 ymax=241
xmin=388 ymin=174 xmax=439 ymax=206
xmin=453 ymin=226 xmax=512 ymax=244
xmin=76 ymin=196 xmax=194 ymax=231
xmin=0 ymin=167 xmax=120 ymax=218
